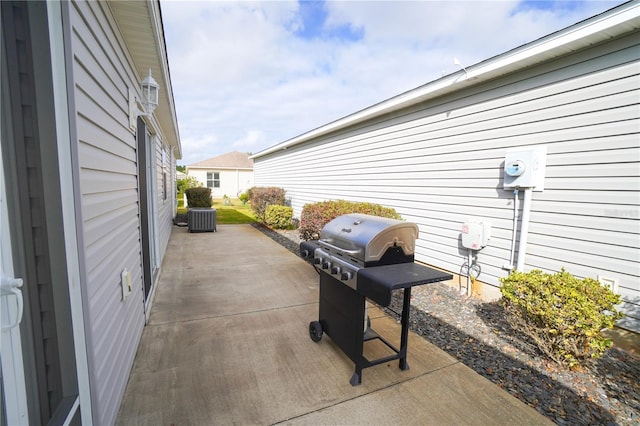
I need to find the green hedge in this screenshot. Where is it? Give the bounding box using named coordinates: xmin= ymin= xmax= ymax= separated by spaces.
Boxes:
xmin=500 ymin=268 xmax=623 ymax=369
xmin=185 ymin=187 xmax=212 ymax=208
xmin=248 ymin=187 xmax=285 ymax=223
xmin=299 ymin=200 xmax=401 ymax=240
xmin=265 ymin=205 xmax=293 ymax=229
xmin=239 ymin=192 xmax=250 ymax=205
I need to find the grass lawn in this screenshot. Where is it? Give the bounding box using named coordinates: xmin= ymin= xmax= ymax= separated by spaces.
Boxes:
xmin=177 ymin=198 xmax=256 ymax=224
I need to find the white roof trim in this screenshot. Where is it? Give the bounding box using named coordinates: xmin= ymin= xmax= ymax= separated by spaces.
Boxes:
xmin=107 ymin=0 xmax=182 ymax=158
xmin=251 ymin=1 xmax=640 ymax=159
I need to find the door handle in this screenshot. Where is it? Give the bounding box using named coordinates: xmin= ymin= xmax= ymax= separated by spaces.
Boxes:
xmin=1 ymin=275 xmax=23 ymax=330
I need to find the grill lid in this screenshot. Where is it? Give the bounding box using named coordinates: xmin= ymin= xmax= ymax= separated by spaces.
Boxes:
xmin=319 ymin=214 xmax=419 ymax=262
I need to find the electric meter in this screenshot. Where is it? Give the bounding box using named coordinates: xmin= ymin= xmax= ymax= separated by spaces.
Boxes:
xmin=503 ymin=147 xmax=546 ymax=190
xmin=505 ymin=159 xmax=526 ymax=177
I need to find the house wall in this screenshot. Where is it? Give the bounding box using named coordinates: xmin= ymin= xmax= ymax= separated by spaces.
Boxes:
xmin=67 ymin=1 xmax=175 ymax=424
xmin=254 ymin=33 xmax=640 ymax=332
xmin=156 ymin=139 xmax=174 ymax=259
xmin=188 ymin=168 xmax=254 ymax=199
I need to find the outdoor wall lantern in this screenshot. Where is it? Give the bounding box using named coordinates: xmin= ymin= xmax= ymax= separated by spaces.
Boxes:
xmin=129 ymin=69 xmax=159 ymax=130
xmin=140 ymin=69 xmax=159 ymax=116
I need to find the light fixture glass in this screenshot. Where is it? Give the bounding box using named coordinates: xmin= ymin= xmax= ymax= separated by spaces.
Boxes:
xmin=140 ymin=69 xmax=159 ymax=115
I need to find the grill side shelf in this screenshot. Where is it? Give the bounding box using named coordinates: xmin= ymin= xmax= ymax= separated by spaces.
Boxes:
xmin=357 ymin=263 xmax=453 ymax=307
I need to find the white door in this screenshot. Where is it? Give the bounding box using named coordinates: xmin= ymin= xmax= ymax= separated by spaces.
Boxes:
xmin=0 ymin=131 xmax=29 ymax=426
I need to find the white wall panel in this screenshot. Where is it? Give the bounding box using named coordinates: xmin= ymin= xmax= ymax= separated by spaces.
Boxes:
xmin=70 ymin=1 xmax=146 ymax=424
xmin=187 ymin=168 xmax=254 ymax=200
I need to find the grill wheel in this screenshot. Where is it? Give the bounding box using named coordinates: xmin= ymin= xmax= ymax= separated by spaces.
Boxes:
xmin=309 ymin=321 xmax=323 ymax=342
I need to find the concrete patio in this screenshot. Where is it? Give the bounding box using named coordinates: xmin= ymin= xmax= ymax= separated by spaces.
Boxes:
xmin=116 ymin=224 xmax=552 ymax=425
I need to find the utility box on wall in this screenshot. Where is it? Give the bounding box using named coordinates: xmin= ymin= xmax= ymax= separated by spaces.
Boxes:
xmin=503 ymin=147 xmax=547 ymax=191
xmin=461 ymin=221 xmax=491 ymax=250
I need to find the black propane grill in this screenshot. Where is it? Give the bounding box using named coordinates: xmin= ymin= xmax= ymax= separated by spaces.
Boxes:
xmin=300 ymin=213 xmax=452 ymax=385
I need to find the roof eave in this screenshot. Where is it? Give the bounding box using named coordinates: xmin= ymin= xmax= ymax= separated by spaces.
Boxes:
xmin=107 ymin=0 xmax=182 ymax=159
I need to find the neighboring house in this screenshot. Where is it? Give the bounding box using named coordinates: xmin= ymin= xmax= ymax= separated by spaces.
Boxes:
xmin=1 ymin=1 xmax=180 ymax=424
xmin=251 ymin=3 xmax=640 ymax=332
xmin=187 ymin=151 xmax=254 ymax=199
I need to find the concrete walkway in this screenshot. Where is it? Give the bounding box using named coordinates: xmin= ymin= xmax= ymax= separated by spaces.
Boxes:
xmin=116 ymin=225 xmax=552 ymax=425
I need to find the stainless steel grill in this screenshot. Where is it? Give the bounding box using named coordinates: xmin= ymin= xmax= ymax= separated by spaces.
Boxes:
xmin=319 ymin=213 xmax=418 ymax=262
xmin=300 ymin=213 xmax=452 ymax=385
xmin=311 ymin=214 xmax=418 ymax=293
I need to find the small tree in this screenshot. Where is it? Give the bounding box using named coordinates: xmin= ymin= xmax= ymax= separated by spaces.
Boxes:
xmin=177 ymin=176 xmax=201 ymax=193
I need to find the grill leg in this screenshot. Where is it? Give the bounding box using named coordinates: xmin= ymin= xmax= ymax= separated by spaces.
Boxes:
xmin=350 ymin=370 xmax=362 ymax=386
xmin=399 ymin=287 xmax=411 ymax=371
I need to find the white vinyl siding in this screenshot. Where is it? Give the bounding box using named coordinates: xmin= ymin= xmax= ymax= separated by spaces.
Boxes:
xmin=188 ymin=168 xmax=254 ymax=198
xmin=254 ymin=33 xmax=639 ymax=331
xmin=68 ymin=1 xmax=173 ymax=424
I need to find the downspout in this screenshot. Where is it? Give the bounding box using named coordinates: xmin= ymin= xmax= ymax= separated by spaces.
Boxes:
xmin=515 ymin=188 xmax=533 ymax=271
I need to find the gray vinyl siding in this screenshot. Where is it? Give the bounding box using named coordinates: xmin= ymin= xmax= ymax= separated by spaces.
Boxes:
xmin=255 ymin=33 xmax=640 ymax=331
xmin=69 ymin=1 xmax=145 ymax=424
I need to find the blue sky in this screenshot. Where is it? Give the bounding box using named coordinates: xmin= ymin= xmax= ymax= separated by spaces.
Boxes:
xmin=294 ymin=1 xmax=363 ymax=40
xmin=161 ymin=0 xmax=627 ymax=165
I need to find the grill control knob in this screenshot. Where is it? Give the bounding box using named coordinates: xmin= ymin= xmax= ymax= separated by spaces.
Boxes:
xmin=340 ymin=271 xmax=352 ymax=281
xmin=313 ymin=257 xmax=321 ymax=265
xmin=330 ymin=266 xmax=341 ymax=275
xmin=322 ymin=261 xmax=331 ymax=270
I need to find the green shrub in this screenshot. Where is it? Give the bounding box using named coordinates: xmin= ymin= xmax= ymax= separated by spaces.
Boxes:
xmin=177 ymin=176 xmax=201 ymax=193
xmin=500 ymin=268 xmax=623 ymax=369
xmin=265 ymin=205 xmax=293 ymax=229
xmin=185 ymin=187 xmax=212 ymax=208
xmin=239 ymin=192 xmax=249 ymax=205
xmin=299 ymin=200 xmax=401 ymax=240
xmin=248 ymin=187 xmax=286 ymax=223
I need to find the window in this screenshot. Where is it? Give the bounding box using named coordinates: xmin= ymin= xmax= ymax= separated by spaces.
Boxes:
xmin=163 ymin=172 xmax=167 ymax=200
xmin=207 ymin=171 xmax=220 ymax=188
xmin=162 ymin=146 xmax=168 ymax=201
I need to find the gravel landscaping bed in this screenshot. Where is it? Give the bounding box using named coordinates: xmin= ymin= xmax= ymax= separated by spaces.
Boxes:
xmin=252 ymin=223 xmax=640 ymax=425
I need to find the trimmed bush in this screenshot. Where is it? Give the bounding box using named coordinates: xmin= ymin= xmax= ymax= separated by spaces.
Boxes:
xmin=265 ymin=205 xmax=293 ymax=229
xmin=500 ymin=268 xmax=623 ymax=369
xmin=185 ymin=187 xmax=212 ymax=208
xmin=248 ymin=187 xmax=285 ymax=223
xmin=239 ymin=192 xmax=249 ymax=205
xmin=299 ymin=200 xmax=401 ymax=240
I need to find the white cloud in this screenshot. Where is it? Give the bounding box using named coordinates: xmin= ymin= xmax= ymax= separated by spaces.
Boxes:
xmin=231 ymin=129 xmax=267 ymax=153
xmin=161 ymin=0 xmax=626 ymax=165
